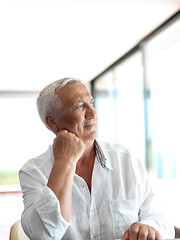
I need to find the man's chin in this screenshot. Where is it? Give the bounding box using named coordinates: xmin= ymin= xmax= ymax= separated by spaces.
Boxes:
xmin=82 ymin=131 xmax=97 ymax=142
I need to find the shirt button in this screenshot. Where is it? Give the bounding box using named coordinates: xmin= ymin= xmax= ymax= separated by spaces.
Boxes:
xmin=91 ymin=209 xmax=96 ymax=214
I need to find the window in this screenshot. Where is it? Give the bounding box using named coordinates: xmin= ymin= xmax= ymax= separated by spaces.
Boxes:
xmin=93 ymin=50 xmax=145 ymax=164
xmin=93 ymin=71 xmax=117 ymax=143
xmin=114 ymin=51 xmax=145 ymax=164
xmin=0 ymin=93 xmax=54 ymax=187
xmin=143 ymin=18 xmax=180 ymax=179
xmin=92 ymin=13 xmax=180 ymax=226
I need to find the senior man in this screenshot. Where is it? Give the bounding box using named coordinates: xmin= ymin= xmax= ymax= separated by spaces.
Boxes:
xmin=19 ymin=78 xmax=174 ymax=240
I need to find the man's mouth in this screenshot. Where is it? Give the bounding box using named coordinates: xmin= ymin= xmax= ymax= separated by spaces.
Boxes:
xmin=84 ymin=122 xmax=96 ymax=128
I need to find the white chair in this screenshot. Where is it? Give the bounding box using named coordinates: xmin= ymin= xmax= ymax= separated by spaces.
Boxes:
xmin=9 ymin=220 xmax=29 ymax=240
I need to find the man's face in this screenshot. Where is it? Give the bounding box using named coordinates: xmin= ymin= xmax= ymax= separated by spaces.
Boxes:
xmin=54 ymin=82 xmax=98 ymax=143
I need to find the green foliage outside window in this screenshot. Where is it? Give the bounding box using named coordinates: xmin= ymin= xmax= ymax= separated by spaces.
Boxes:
xmin=0 ymin=171 xmax=19 ymax=185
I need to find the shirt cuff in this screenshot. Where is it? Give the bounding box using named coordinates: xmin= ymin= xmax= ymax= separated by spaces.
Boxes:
xmin=34 ymin=185 xmax=70 ymax=237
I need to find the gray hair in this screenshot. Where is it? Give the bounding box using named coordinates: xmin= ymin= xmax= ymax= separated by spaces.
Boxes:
xmin=37 ymin=77 xmax=82 ymax=129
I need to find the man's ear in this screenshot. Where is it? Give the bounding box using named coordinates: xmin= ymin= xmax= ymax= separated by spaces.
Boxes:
xmin=45 ymin=114 xmax=59 ymax=135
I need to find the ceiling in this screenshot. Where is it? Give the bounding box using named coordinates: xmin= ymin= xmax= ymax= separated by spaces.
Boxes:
xmin=0 ymin=0 xmax=179 ymax=91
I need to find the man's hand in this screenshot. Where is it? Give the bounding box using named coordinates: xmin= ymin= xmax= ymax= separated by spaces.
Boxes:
xmin=121 ymin=222 xmax=161 ymax=240
xmin=53 ymin=129 xmax=85 ymax=165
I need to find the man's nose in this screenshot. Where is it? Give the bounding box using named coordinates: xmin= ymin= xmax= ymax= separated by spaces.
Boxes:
xmin=85 ymin=105 xmax=97 ymax=119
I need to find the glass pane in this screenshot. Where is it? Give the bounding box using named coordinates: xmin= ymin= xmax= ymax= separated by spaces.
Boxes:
xmin=93 ymin=71 xmax=117 ymax=143
xmin=0 ymin=95 xmax=54 ymax=186
xmin=144 ymin=19 xmax=180 ymax=179
xmin=93 ymin=51 xmax=145 ymax=164
xmin=114 ymin=51 xmax=145 ymax=164
xmin=144 ymin=18 xmax=180 ymax=227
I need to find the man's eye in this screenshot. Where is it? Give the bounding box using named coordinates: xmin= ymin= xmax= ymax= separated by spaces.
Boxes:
xmin=76 ymin=104 xmax=84 ymax=109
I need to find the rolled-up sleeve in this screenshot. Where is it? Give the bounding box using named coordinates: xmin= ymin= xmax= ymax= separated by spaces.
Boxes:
xmin=19 ymin=163 xmax=70 ymax=240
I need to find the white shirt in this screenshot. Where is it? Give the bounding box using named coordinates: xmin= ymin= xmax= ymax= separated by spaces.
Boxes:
xmin=19 ymin=140 xmax=174 ymax=240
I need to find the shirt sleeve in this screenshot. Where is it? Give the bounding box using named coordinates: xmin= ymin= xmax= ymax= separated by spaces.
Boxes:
xmin=19 ymin=162 xmax=70 ymax=240
xmin=136 ymin=158 xmax=175 ymax=239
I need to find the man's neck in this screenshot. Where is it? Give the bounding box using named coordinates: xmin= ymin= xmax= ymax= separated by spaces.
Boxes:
xmin=75 ymin=140 xmax=96 ymax=192
xmin=78 ymin=140 xmax=95 ymax=166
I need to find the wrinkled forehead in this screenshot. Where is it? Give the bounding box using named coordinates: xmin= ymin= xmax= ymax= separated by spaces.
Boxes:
xmin=57 ymin=82 xmax=92 ymax=105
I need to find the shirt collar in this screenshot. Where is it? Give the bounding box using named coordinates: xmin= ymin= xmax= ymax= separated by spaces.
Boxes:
xmin=94 ymin=140 xmax=113 ymax=171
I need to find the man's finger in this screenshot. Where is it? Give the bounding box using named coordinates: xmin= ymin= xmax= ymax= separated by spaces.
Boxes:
xmin=129 ymin=223 xmax=140 ymax=240
xmin=122 ymin=230 xmax=130 ymax=240
xmin=138 ymin=227 xmax=148 ymax=240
